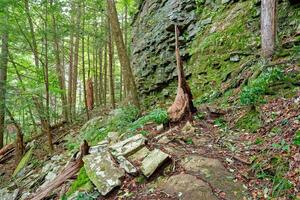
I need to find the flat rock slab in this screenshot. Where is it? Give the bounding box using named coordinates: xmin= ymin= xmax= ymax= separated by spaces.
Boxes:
xmin=116 ymin=155 xmax=137 ymax=174
xmin=141 ymin=149 xmax=169 ymax=177
xmin=110 ymin=134 xmax=147 ymax=156
xmin=83 ymin=151 xmax=125 ymax=196
xmin=160 ymin=174 xmax=217 ymax=200
xmin=127 ymin=146 xmax=150 ymax=163
xmin=181 ymin=155 xmax=247 ymax=200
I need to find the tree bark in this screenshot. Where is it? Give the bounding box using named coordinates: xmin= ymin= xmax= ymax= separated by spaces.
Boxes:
xmin=108 ymin=20 xmax=116 ymax=109
xmin=81 ymin=3 xmax=90 ymax=120
xmin=104 ymin=41 xmax=108 ymax=106
xmin=24 ymin=0 xmax=54 ymax=151
xmin=99 ymin=48 xmax=103 ymax=105
xmin=68 ymin=2 xmax=75 ymax=121
xmin=50 ymin=0 xmax=68 ymax=122
xmin=0 ymin=11 xmax=9 ymax=149
xmin=107 ymin=0 xmax=139 ymax=108
xmin=261 ymin=0 xmax=277 ymax=58
xmin=72 ymin=2 xmax=81 ymax=117
xmin=6 ymin=108 xmax=24 ymax=164
xmin=86 ymin=79 xmax=94 ymax=111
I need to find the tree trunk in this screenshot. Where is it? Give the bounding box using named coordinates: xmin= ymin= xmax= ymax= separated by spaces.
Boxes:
xmin=81 ymin=3 xmax=89 ymax=120
xmin=104 ymin=41 xmax=108 ymax=106
xmin=0 ymin=12 xmax=9 ymax=149
xmin=99 ymin=48 xmax=103 ymax=105
xmin=86 ymin=79 xmax=94 ymax=111
xmin=24 ymin=0 xmax=54 ymax=151
xmin=44 ymin=0 xmax=53 ymax=152
xmin=68 ymin=2 xmax=75 ymax=121
xmin=261 ymin=0 xmax=277 ymax=58
xmin=107 ymin=0 xmax=139 ymax=108
xmin=168 ymin=26 xmax=196 ymax=122
xmin=50 ymin=0 xmax=68 ymax=122
xmin=108 ymin=21 xmax=116 ymax=109
xmin=6 ymin=108 xmax=24 ymax=164
xmin=72 ymin=3 xmax=81 ymax=117
xmin=94 ymin=43 xmax=99 ymax=106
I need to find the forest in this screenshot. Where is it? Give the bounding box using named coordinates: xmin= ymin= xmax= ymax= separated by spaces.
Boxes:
xmin=0 ymin=0 xmax=299 ymax=199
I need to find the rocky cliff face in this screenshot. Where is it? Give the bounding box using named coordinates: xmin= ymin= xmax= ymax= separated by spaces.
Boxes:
xmin=132 ymin=0 xmax=199 ymax=94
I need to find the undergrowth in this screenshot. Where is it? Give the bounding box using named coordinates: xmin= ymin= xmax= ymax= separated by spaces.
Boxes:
xmin=235 ymin=110 xmax=261 ymax=133
xmin=66 ymin=105 xmax=168 ymax=151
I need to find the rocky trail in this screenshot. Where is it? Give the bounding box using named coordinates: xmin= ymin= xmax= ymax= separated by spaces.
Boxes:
xmin=0 ymin=111 xmax=250 ymax=200
xmin=1 ymin=94 xmax=300 ymax=199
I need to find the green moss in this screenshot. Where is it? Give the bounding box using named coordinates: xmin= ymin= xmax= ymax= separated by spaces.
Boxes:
xmin=235 ymin=110 xmax=261 ymax=133
xmin=188 ymin=1 xmax=259 ymax=100
xmin=67 ymin=167 xmax=91 ymax=196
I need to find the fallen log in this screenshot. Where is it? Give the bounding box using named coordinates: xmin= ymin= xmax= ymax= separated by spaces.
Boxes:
xmin=0 ymin=143 xmax=14 ymax=156
xmin=30 ymin=140 xmax=89 ymax=200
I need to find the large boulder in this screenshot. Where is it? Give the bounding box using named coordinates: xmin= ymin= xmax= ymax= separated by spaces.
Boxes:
xmin=181 ymin=155 xmax=248 ymax=199
xmin=83 ymin=151 xmax=125 ymax=196
xmin=159 ymin=174 xmax=217 ymax=200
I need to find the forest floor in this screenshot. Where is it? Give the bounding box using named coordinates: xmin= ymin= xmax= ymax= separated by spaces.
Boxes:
xmin=0 ymin=94 xmax=299 ymax=200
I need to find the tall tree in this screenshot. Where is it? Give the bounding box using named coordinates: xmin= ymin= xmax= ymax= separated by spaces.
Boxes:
xmin=68 ymin=1 xmax=75 ymax=121
xmin=108 ymin=20 xmax=116 ymax=109
xmin=24 ymin=0 xmax=54 ymax=151
xmin=0 ymin=7 xmax=9 ymax=149
xmin=107 ymin=0 xmax=139 ymax=108
xmin=72 ymin=2 xmax=82 ymax=117
xmin=50 ymin=0 xmax=68 ymax=122
xmin=261 ymin=0 xmax=277 ymax=58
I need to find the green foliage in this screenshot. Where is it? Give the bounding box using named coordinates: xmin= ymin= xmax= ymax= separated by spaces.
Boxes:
xmin=272 ymin=140 xmax=290 ymax=152
xmin=213 ymin=117 xmax=227 ymax=129
xmin=240 ymin=68 xmax=285 ymax=107
xmin=293 ymin=130 xmax=300 ymax=146
xmin=67 ymin=167 xmax=90 ymax=196
xmin=235 ymin=110 xmax=261 ymax=133
xmin=128 ymin=108 xmax=168 ymax=132
xmin=252 ymin=157 xmax=292 ymax=198
xmin=185 ymin=138 xmax=193 ymax=145
xmin=135 ymin=175 xmax=146 ymax=184
xmin=193 ymin=112 xmax=205 ymax=120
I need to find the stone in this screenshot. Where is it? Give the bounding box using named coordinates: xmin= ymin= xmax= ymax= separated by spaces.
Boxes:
xmin=80 ymin=116 xmax=105 ymax=135
xmin=156 ymin=124 xmax=164 ymax=132
xmin=116 ymin=156 xmax=137 ymax=174
xmin=109 ymin=134 xmax=147 ymax=157
xmin=159 ymin=174 xmax=217 ymax=200
xmin=106 ymin=132 xmax=119 ymax=144
xmin=221 ymin=0 xmax=231 ymax=4
xmin=127 ymin=146 xmax=151 ymax=162
xmin=181 ymin=155 xmax=248 ymax=199
xmin=182 ymin=121 xmax=196 ymax=134
xmin=201 ymin=17 xmax=212 ymax=26
xmin=0 ymin=188 xmax=19 ymax=200
xmin=230 ymin=54 xmax=240 ymax=62
xmin=89 ymin=141 xmax=108 ymax=154
xmin=158 ymin=136 xmax=171 ymax=144
xmin=83 ymin=151 xmax=125 ymax=195
xmin=141 ymin=149 xmax=170 ymax=177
